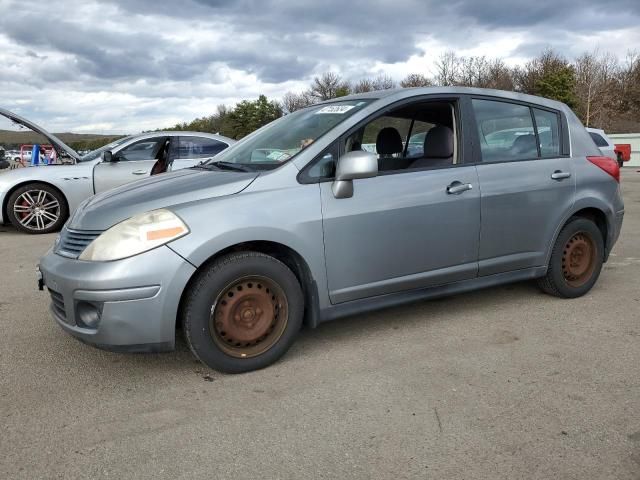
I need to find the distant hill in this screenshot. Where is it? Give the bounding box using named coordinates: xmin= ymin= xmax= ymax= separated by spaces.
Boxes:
xmin=0 ymin=129 xmax=123 ymax=151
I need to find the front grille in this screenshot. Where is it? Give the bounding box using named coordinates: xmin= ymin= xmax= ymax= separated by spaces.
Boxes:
xmin=56 ymin=228 xmax=102 ymax=258
xmin=48 ymin=289 xmax=69 ymax=323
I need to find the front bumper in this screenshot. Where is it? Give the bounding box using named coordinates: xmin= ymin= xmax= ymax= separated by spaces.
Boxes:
xmin=39 ymin=245 xmax=196 ymax=352
xmin=0 ymin=190 xmax=6 ymax=224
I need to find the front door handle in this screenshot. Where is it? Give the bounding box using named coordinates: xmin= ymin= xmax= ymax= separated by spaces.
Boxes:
xmin=551 ymin=170 xmax=571 ymax=180
xmin=446 ymin=181 xmax=473 ymax=195
xmin=132 ymin=170 xmax=148 ymax=175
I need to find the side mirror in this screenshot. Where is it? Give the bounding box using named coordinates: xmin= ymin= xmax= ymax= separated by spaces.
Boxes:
xmin=332 ymin=150 xmax=378 ymax=199
xmin=102 ymin=150 xmax=116 ymax=162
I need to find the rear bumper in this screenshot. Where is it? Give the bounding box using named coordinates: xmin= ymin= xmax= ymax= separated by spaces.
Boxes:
xmin=611 ymin=209 xmax=624 ymax=249
xmin=39 ymin=245 xmax=196 ymax=351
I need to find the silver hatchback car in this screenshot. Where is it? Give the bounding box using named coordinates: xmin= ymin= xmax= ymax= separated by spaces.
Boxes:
xmin=39 ymin=87 xmax=624 ymax=373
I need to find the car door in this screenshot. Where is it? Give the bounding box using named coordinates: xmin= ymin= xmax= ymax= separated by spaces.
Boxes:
xmin=469 ymin=97 xmax=576 ymax=276
xmin=93 ymin=137 xmax=169 ymax=193
xmin=169 ymin=136 xmax=229 ymax=171
xmin=317 ymin=98 xmax=481 ymax=304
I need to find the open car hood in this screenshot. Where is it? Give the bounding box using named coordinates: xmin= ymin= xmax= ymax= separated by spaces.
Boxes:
xmin=0 ymin=107 xmax=81 ymax=162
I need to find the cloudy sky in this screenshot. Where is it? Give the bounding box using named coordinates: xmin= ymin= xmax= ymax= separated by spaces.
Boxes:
xmin=0 ymin=0 xmax=638 ymax=134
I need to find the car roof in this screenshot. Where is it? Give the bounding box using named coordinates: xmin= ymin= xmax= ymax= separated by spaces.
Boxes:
xmin=320 ymin=86 xmax=570 ymax=112
xmin=128 ymin=131 xmax=235 ymax=144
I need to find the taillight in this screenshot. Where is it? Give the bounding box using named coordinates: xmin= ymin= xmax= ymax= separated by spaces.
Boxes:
xmin=587 ymin=156 xmax=620 ymax=183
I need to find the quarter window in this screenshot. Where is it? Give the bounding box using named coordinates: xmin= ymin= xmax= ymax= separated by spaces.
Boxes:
xmin=588 ymin=132 xmax=609 ymax=148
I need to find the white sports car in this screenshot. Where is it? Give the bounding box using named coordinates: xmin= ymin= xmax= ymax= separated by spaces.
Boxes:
xmin=0 ymin=108 xmax=234 ymax=234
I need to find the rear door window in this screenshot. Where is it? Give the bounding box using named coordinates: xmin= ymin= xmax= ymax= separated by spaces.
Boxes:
xmin=472 ymin=99 xmax=563 ymax=162
xmin=472 ymin=100 xmax=536 ymax=162
xmin=178 ymin=137 xmax=228 ymax=159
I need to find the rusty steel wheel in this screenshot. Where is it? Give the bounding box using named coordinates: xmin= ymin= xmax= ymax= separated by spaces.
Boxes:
xmin=210 ymin=276 xmax=289 ymax=358
xmin=183 ymin=252 xmax=304 ymax=372
xmin=561 ymin=232 xmax=597 ymax=288
xmin=537 ymin=217 xmax=604 ymax=299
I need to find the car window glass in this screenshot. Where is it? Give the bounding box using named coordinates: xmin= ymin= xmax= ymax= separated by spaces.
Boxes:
xmin=179 ymin=137 xmax=228 ymax=159
xmin=533 ymin=109 xmax=560 ymax=157
xmin=347 ymin=101 xmax=456 ymax=174
xmin=473 ymin=99 xmax=537 ymax=162
xmin=208 ymin=100 xmax=372 ymax=169
xmin=361 ymin=116 xmax=412 ymax=155
xmin=307 ymin=151 xmax=336 ymax=179
xmin=589 ymin=132 xmax=609 ymax=147
xmin=118 ymin=138 xmax=164 ymax=161
xmin=406 ymin=121 xmax=435 ymax=158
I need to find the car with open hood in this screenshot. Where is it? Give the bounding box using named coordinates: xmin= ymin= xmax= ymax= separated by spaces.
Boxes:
xmin=38 ymin=87 xmax=624 ymax=373
xmin=0 ymin=107 xmax=234 ymax=233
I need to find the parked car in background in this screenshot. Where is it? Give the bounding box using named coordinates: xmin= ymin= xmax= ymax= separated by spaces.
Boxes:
xmin=38 ymin=87 xmax=624 ymax=373
xmin=586 ymin=127 xmax=630 ymax=167
xmin=0 ymin=107 xmax=234 ymax=233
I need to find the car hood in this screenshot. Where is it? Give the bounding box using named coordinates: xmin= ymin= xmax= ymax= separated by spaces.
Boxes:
xmin=68 ymin=168 xmax=258 ymax=231
xmin=0 ymin=107 xmax=81 ymax=162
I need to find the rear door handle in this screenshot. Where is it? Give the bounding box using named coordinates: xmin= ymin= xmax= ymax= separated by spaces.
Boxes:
xmin=446 ymin=181 xmax=473 ymax=195
xmin=132 ymin=170 xmax=148 ymax=175
xmin=551 ymin=170 xmax=571 ymax=180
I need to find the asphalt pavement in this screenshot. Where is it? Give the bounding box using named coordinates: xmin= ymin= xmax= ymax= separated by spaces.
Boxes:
xmin=1 ymin=169 xmax=639 ymax=479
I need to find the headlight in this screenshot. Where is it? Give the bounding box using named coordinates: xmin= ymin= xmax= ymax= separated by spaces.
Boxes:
xmin=79 ymin=209 xmax=189 ymax=261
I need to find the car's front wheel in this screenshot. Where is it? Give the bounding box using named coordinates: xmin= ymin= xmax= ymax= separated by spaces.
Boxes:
xmin=182 ymin=252 xmax=304 ymax=373
xmin=537 ymin=217 xmax=604 ymax=298
xmin=6 ymin=183 xmax=68 ymax=234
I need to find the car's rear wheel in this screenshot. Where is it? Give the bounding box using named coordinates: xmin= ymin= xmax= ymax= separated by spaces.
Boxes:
xmin=182 ymin=252 xmax=304 ymax=373
xmin=6 ymin=183 xmax=68 ymax=234
xmin=537 ymin=217 xmax=604 ymax=298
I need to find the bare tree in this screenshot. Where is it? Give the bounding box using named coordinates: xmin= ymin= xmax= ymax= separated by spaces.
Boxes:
xmin=352 ymin=78 xmax=375 ymax=93
xmin=434 ymin=51 xmax=461 ymax=86
xmin=282 ymin=91 xmax=315 ymax=113
xmin=485 ymin=59 xmax=514 ymax=91
xmin=310 ymin=72 xmax=350 ymax=100
xmin=371 ymin=74 xmax=395 ymax=90
xmin=400 ymin=73 xmax=433 ymax=88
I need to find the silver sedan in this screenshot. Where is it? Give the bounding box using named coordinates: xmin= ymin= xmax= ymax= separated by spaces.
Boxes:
xmin=0 ymin=107 xmax=234 ymax=234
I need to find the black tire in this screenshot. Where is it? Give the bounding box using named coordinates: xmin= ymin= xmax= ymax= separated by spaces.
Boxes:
xmin=6 ymin=183 xmax=68 ymax=234
xmin=537 ymin=217 xmax=604 ymax=298
xmin=182 ymin=251 xmax=304 ymax=373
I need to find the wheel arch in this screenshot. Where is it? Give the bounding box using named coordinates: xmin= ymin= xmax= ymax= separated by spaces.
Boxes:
xmin=177 ymin=240 xmax=321 ymax=329
xmin=546 ymin=201 xmax=613 ymax=265
xmin=2 ymin=180 xmax=70 ymax=227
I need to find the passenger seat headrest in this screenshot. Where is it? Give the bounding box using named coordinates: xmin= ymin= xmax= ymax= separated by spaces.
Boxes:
xmin=424 ymin=125 xmax=453 ymax=158
xmin=376 ymin=127 xmax=403 ymax=156
xmin=511 ymin=134 xmax=537 ymax=155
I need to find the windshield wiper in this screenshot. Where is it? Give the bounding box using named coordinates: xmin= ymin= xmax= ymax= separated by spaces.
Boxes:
xmin=205 ymin=161 xmax=253 ymax=172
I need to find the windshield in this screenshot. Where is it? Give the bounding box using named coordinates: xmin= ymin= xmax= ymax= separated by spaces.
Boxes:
xmin=78 ymin=136 xmax=133 ymax=162
xmin=205 ymin=100 xmax=373 ymax=170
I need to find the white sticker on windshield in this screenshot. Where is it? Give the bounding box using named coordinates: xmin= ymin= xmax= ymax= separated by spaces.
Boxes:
xmin=315 ymin=105 xmax=356 ymax=114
